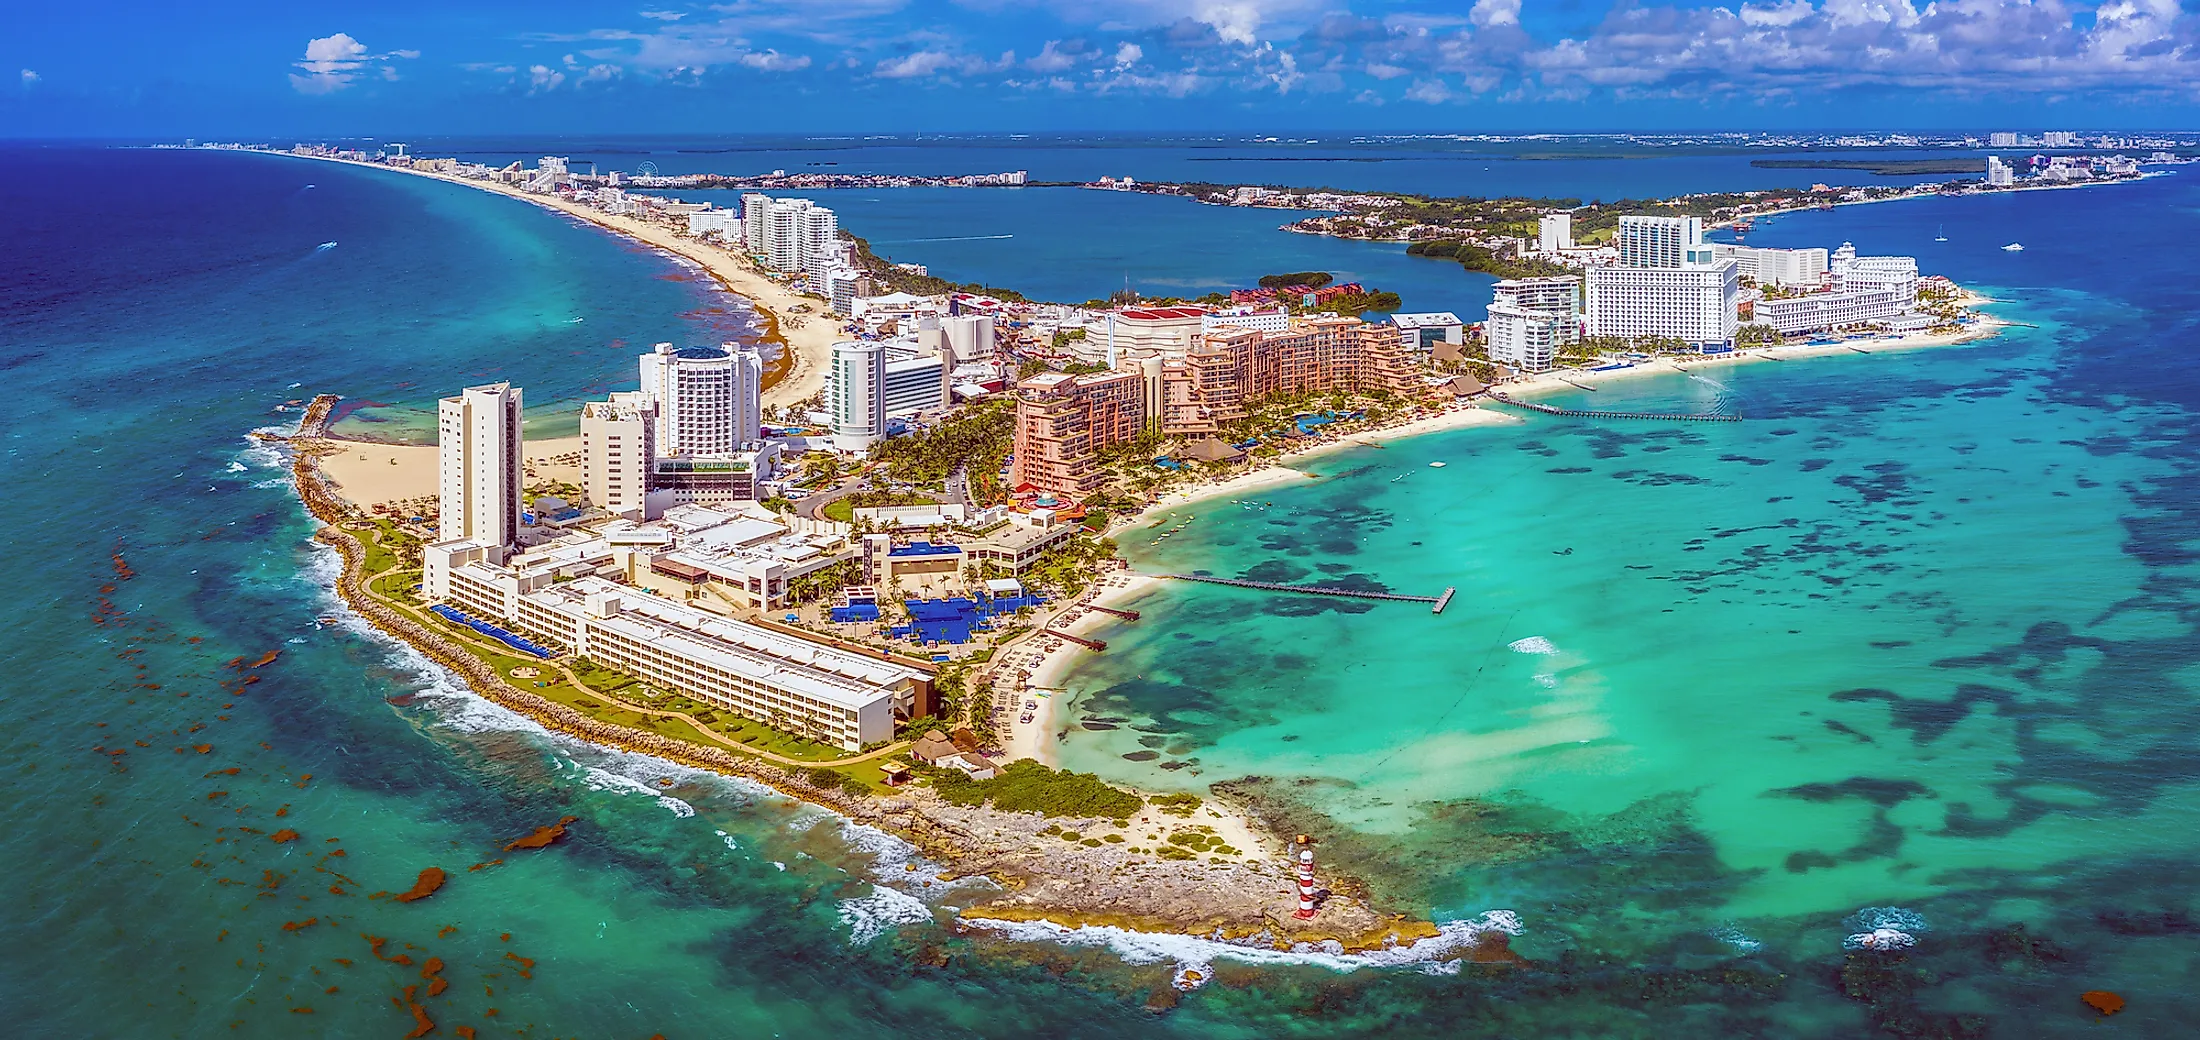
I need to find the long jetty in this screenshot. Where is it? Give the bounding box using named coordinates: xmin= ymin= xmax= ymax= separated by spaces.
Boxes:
xmin=1044 ymin=629 xmax=1107 ymax=652
xmin=1487 ymin=392 xmax=1741 ymax=423
xmin=1159 ymin=574 xmax=1454 ymax=613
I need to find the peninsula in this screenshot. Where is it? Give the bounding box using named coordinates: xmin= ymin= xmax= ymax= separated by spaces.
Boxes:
xmin=247 ymin=139 xmax=2006 ymax=957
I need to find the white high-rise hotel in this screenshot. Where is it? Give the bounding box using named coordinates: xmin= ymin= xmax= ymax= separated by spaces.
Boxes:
xmin=828 ymin=340 xmax=888 ymax=452
xmin=581 ymin=343 xmax=768 ymax=517
xmin=1586 ymin=216 xmax=1740 ymax=348
xmin=640 ymin=342 xmax=762 ymax=454
xmin=437 ymin=383 xmax=524 ymax=549
xmin=741 ymin=194 xmax=843 ymax=289
xmin=1485 ymin=276 xmax=1581 ymax=374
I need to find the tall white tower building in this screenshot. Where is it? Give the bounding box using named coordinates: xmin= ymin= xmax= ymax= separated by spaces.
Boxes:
xmin=638 ymin=342 xmax=762 ymax=456
xmin=741 ymin=193 xmax=772 ymax=253
xmin=1537 ymin=213 xmax=1574 ymax=253
xmin=580 ymin=392 xmax=654 ymax=517
xmin=1616 ymin=216 xmax=1711 ymax=269
xmin=437 ymin=382 xmax=524 ymax=548
xmin=942 ymin=313 xmax=996 ymax=362
xmin=828 ymin=340 xmax=888 ymax=452
xmin=1486 ymin=276 xmax=1582 ymax=373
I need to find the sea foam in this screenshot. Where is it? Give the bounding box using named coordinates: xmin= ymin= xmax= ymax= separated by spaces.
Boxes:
xmin=1508 ymin=636 xmax=1559 ymax=655
xmin=839 ymin=884 xmax=936 ymax=945
xmin=1843 ymin=906 xmax=1927 ymax=950
xmin=962 ymin=909 xmax=1524 ymax=980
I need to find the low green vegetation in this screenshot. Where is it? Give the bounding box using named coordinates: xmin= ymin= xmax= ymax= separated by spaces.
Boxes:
xmin=870 ymin=398 xmax=1016 ymax=500
xmin=1021 ymin=534 xmax=1121 ymax=597
xmin=924 ymin=760 xmax=1143 ymax=817
xmin=1150 ymin=792 xmax=1201 ymax=817
xmin=1407 ymin=240 xmax=1574 ymax=281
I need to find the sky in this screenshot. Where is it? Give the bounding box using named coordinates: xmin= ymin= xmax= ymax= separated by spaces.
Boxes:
xmin=4 ymin=0 xmax=2197 ymax=137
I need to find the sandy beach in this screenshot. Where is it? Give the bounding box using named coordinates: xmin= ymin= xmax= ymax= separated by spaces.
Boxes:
xmin=317 ymin=434 xmax=582 ymax=511
xmin=286 ymin=154 xmax=837 ymax=407
xmin=1132 ymin=304 xmax=2006 ymax=524
xmin=996 ymin=569 xmax=1277 ymax=862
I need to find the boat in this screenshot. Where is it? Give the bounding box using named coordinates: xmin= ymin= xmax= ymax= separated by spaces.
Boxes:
xmin=1934 ymin=224 xmax=1948 ymax=242
xmin=1428 ymin=461 xmax=1447 ymax=469
xmin=2002 ymin=242 xmax=2025 ymax=252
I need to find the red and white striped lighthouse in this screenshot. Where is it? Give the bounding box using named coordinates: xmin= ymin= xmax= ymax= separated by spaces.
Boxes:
xmin=1293 ymin=834 xmax=1318 ymax=919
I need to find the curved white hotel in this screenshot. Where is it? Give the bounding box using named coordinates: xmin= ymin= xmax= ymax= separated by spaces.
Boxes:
xmin=829 ymin=340 xmax=888 ymax=451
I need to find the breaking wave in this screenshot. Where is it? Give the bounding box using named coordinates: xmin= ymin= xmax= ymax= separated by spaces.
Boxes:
xmin=839 ymin=885 xmax=936 ymax=944
xmin=962 ymin=909 xmax=1524 ymax=979
xmin=1843 ymin=906 xmax=1927 ymax=950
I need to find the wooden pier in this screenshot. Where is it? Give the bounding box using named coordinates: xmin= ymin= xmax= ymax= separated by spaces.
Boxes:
xmin=1086 ymin=605 xmax=1140 ymax=621
xmin=1432 ymin=587 xmax=1456 ymax=615
xmin=1488 ymin=392 xmax=1741 ymax=423
xmin=1044 ymin=629 xmax=1107 ymax=652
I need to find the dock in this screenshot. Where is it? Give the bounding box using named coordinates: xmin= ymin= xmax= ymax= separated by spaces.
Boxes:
xmin=1158 ymin=573 xmax=1444 ymax=607
xmin=1488 ymin=392 xmax=1741 ymax=423
xmin=1432 ymin=587 xmax=1456 ymax=615
xmin=1086 ymin=605 xmax=1140 ymax=621
xmin=1044 ymin=629 xmax=1107 ymax=652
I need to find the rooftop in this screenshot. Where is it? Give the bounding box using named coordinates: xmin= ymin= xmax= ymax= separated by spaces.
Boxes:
xmin=1118 ymin=307 xmax=1209 ymax=321
xmin=533 ymin=577 xmax=922 ymax=712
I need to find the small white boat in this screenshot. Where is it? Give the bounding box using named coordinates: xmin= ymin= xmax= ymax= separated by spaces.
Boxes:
xmin=2002 ymin=242 xmax=2025 ymax=252
xmin=1428 ymin=461 xmax=1447 ymax=468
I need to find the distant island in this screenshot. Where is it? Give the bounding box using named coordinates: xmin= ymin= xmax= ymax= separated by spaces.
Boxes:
xmin=1749 ymin=158 xmax=1989 ymax=176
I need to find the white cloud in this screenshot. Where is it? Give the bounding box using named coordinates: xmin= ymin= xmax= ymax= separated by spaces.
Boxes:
xmin=640 ymin=9 xmax=686 ymax=19
xmin=1364 ymin=61 xmax=1409 ymax=80
xmin=1026 ymin=41 xmax=1082 ymax=72
xmin=1113 ymin=42 xmax=1143 ymax=69
xmin=19 ymin=69 xmax=37 ymax=86
xmin=1739 ymin=0 xmax=1816 ymax=28
xmin=875 ymin=50 xmax=957 ymax=78
xmin=1404 ymin=77 xmax=1454 ymax=103
xmin=740 ymin=48 xmax=812 ymax=70
xmin=1469 ymin=0 xmax=1521 ymax=29
xmin=528 ymin=64 xmax=566 ymax=93
xmin=289 ymin=32 xmax=413 ymax=94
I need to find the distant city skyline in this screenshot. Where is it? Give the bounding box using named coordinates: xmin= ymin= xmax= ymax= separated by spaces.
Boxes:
xmin=5 ymin=0 xmax=2198 ymax=137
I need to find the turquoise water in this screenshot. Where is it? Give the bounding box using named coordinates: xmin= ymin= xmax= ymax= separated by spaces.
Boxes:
xmin=6 ymin=143 xmax=2196 ymax=1038
xmin=1054 ymin=175 xmax=2200 ymax=1032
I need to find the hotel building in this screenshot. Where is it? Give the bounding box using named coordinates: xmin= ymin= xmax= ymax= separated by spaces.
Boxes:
xmin=741 ymin=195 xmax=841 ymax=286
xmin=1752 ymin=243 xmax=1922 ymax=336
xmin=437 ymin=382 xmax=525 ymax=549
xmin=582 ymin=344 xmax=772 ymax=518
xmin=1708 ymin=244 xmax=1830 ymax=288
xmin=1485 ymin=277 xmax=1581 ymax=374
xmin=641 ymin=342 xmax=762 ymax=454
xmin=427 ymin=555 xmax=927 ymax=751
xmin=580 ymin=393 xmax=653 ymax=517
xmin=1586 ymin=216 xmax=1740 ymax=348
xmin=829 ymin=341 xmax=888 ymax=451
xmin=1537 ymin=213 xmax=1574 ymax=253
xmin=1010 ymin=315 xmax=1417 ymax=493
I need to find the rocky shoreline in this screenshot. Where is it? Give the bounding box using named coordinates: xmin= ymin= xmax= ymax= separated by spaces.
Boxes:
xmin=276 ymin=396 xmax=1433 ymax=952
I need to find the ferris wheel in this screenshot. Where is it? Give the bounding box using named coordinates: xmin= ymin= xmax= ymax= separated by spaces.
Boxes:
xmin=634 ymin=160 xmax=661 ymax=178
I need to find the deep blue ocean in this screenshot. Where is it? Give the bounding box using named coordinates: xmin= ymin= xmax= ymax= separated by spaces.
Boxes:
xmin=3 ymin=140 xmax=2196 ymax=1038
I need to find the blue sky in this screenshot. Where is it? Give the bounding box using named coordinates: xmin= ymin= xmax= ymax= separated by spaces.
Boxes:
xmin=5 ymin=0 xmax=2197 ymax=136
